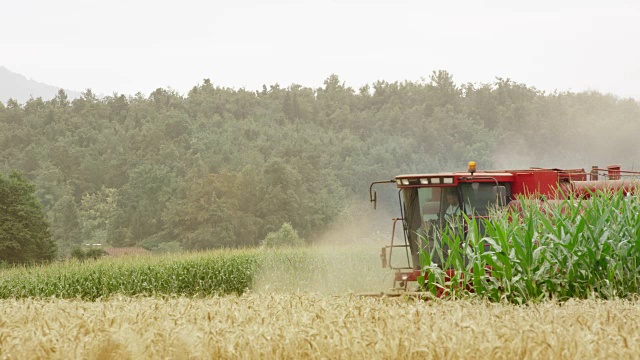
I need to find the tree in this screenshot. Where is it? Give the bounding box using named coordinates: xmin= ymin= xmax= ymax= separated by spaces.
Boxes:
xmin=78 ymin=187 xmax=119 ymax=245
xmin=108 ymin=164 xmax=176 ymax=246
xmin=162 ymin=169 xmax=260 ymax=250
xmin=422 ymin=70 xmax=463 ymax=117
xmin=53 ymin=89 xmax=69 ymax=107
xmin=0 ymin=172 xmax=57 ymax=264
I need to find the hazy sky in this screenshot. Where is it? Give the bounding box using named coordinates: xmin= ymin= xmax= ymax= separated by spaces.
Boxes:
xmin=2 ymin=0 xmax=639 ymax=98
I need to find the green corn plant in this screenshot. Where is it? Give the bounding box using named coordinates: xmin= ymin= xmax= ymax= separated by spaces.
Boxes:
xmin=419 ymin=189 xmax=640 ymax=303
xmin=418 ymin=216 xmax=477 ymax=299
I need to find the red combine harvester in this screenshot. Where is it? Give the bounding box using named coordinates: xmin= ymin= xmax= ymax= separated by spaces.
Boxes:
xmin=369 ymin=162 xmax=640 ymax=292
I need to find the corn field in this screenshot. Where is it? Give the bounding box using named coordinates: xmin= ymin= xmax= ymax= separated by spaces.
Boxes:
xmin=0 ymin=250 xmax=259 ymax=300
xmin=3 ymin=191 xmax=638 ymax=303
xmin=0 ymin=244 xmax=390 ymax=300
xmin=421 ymin=190 xmax=640 ymax=302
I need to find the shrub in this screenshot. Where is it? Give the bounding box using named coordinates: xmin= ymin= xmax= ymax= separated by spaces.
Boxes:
xmin=70 ymin=247 xmax=86 ymax=260
xmin=261 ymin=223 xmax=304 ymax=248
xmin=70 ymin=247 xmax=107 ymax=260
xmin=85 ymin=248 xmax=107 ymax=259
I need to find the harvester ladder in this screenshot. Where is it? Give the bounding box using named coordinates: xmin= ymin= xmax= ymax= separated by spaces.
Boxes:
xmin=384 ymin=217 xmax=412 ymax=270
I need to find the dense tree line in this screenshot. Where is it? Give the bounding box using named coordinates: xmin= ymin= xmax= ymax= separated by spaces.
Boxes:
xmin=1 ymin=71 xmax=639 ymax=257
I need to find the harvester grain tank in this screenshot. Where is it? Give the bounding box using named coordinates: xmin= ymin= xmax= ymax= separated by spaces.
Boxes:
xmin=369 ymin=163 xmax=640 ymax=292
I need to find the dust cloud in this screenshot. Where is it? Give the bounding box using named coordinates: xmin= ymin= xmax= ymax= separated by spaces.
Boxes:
xmin=252 ymin=201 xmax=401 ymax=294
xmin=490 ymin=112 xmax=640 ymax=173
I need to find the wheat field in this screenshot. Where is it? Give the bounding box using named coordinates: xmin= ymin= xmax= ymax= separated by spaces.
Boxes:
xmin=1 ymin=294 xmax=639 ymax=359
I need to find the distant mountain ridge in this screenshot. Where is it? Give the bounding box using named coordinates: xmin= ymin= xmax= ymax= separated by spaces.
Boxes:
xmin=0 ymin=66 xmax=81 ymax=104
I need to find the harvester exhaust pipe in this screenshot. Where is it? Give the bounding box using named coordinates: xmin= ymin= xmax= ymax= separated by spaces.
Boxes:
xmin=607 ymin=165 xmax=621 ymax=180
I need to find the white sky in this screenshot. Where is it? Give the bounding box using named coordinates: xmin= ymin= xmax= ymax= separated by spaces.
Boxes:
xmin=2 ymin=0 xmax=639 ymax=98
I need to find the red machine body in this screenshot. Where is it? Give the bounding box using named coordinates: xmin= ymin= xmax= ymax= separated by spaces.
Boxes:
xmin=370 ymin=163 xmax=640 ymax=291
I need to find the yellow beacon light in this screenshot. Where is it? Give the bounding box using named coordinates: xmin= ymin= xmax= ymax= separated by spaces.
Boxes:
xmin=468 ymin=161 xmax=477 ymax=175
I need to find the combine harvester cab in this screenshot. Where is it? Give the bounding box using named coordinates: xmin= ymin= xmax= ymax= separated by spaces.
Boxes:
xmin=369 ymin=162 xmax=640 ymax=295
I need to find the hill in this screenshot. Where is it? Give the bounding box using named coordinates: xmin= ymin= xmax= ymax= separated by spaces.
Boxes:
xmin=0 ymin=66 xmax=81 ymax=104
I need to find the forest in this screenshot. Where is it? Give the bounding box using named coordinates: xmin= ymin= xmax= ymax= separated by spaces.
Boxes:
xmin=1 ymin=70 xmax=639 ymax=257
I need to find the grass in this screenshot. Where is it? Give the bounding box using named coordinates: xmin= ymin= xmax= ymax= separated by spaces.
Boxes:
xmin=420 ymin=189 xmax=640 ymax=303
